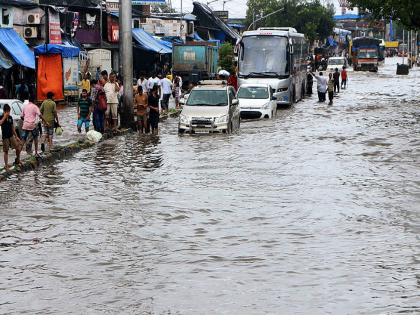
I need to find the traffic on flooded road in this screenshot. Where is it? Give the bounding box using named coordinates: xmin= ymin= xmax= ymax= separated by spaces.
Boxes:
xmin=1 ymin=57 xmax=418 ymax=314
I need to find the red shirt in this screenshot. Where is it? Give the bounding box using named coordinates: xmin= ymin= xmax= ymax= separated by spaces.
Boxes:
xmin=341 ymin=70 xmax=347 ymax=80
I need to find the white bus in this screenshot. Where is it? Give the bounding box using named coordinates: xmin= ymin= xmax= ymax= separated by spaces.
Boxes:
xmin=237 ymin=27 xmax=309 ymax=106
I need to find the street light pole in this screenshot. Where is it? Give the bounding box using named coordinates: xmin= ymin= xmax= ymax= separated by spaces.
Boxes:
xmin=247 ymin=7 xmax=284 ymax=31
xmin=120 ymin=0 xmax=134 ymax=128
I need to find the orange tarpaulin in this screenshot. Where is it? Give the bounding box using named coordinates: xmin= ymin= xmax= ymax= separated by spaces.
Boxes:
xmin=36 ymin=54 xmax=64 ymax=102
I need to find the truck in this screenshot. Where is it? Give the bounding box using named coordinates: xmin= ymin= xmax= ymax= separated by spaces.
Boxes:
xmin=172 ymin=42 xmax=218 ymax=87
xmin=352 ymin=37 xmax=382 ymax=72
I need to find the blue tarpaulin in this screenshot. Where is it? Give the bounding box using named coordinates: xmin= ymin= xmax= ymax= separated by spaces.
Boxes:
xmin=334 ymin=14 xmax=362 ymax=20
xmin=132 ymin=28 xmax=172 ymax=54
xmin=0 ymin=28 xmax=35 ymax=69
xmin=192 ymin=32 xmax=204 ymax=41
xmin=34 ymin=44 xmax=80 ymax=58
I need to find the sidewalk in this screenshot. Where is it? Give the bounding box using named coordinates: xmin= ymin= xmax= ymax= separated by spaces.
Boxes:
xmin=0 ymin=99 xmax=179 ymax=172
xmin=0 ymin=104 xmax=82 ymax=169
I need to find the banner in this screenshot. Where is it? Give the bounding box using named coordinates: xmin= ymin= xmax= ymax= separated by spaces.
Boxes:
xmin=132 ymin=0 xmax=166 ymax=4
xmin=48 ymin=9 xmax=62 ymax=44
xmin=63 ymin=57 xmax=79 ymax=91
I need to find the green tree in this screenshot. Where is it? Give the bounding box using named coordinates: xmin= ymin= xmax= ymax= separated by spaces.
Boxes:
xmin=152 ymin=4 xmax=176 ymax=13
xmin=219 ymin=43 xmax=235 ymax=73
xmin=245 ymin=0 xmax=335 ymax=42
xmin=348 ymin=0 xmax=420 ymax=29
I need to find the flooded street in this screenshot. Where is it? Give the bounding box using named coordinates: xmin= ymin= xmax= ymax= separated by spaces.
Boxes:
xmin=0 ymin=58 xmax=419 ymax=314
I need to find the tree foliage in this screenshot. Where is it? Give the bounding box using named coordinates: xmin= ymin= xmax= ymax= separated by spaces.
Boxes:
xmin=219 ymin=42 xmax=235 ymax=73
xmin=151 ymin=4 xmax=176 ymax=13
xmin=347 ymin=0 xmax=420 ymax=30
xmin=245 ymin=0 xmax=335 ymax=42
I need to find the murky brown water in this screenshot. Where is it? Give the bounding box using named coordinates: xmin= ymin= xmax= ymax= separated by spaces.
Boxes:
xmin=1 ymin=58 xmax=419 ymax=314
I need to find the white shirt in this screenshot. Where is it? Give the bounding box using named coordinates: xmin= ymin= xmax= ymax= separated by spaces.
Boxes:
xmin=147 ymin=77 xmax=160 ymax=90
xmin=314 ymin=74 xmax=327 ymax=93
xmin=104 ymin=82 xmax=119 ymax=104
xmin=137 ymin=78 xmax=148 ymax=92
xmin=160 ymin=78 xmax=173 ymax=95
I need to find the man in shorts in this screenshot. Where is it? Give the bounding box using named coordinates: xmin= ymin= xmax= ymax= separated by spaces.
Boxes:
xmin=104 ymin=73 xmax=119 ymax=130
xmin=40 ymin=91 xmax=59 ymax=152
xmin=77 ymin=89 xmax=92 ymax=133
xmin=0 ymin=104 xmax=22 ymax=170
xmin=21 ymin=95 xmax=47 ymax=157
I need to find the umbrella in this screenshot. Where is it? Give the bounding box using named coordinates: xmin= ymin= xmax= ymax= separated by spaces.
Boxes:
xmin=218 ymin=70 xmax=230 ymax=76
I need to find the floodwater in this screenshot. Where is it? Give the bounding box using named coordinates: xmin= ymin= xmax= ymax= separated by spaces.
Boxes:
xmin=1 ymin=58 xmax=419 ymax=314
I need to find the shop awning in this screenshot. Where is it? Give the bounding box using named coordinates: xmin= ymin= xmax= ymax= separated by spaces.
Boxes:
xmin=0 ymin=47 xmax=15 ymax=69
xmin=132 ymin=28 xmax=172 ymax=54
xmin=0 ymin=28 xmax=35 ymax=69
xmin=34 ymin=43 xmax=80 ymax=58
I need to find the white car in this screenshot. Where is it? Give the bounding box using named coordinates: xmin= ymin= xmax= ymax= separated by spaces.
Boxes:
xmin=237 ymin=84 xmax=277 ymax=119
xmin=327 ymin=57 xmax=349 ymax=72
xmin=178 ymin=81 xmax=240 ymax=134
xmin=0 ymin=99 xmax=24 ymax=137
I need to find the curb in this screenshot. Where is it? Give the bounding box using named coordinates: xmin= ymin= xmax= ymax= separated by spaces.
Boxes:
xmin=0 ymin=110 xmax=181 ymax=182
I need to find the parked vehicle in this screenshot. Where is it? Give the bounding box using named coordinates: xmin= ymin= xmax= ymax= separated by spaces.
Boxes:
xmin=172 ymin=43 xmax=219 ymax=88
xmin=237 ymin=84 xmax=277 ymax=119
xmin=178 ymin=81 xmax=240 ymax=134
xmin=352 ymin=37 xmax=382 ymax=72
xmin=237 ymin=27 xmax=309 ymax=106
xmin=327 ymin=57 xmax=348 ymax=71
xmin=0 ymin=99 xmax=24 ymax=137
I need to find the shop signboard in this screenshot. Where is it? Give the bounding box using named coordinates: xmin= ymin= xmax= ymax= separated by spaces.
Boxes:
xmin=49 ymin=9 xmax=61 ymax=44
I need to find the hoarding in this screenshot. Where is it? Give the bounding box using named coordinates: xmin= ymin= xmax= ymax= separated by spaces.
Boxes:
xmin=106 ymin=0 xmax=165 ymax=12
xmin=132 ymin=0 xmax=166 ymax=4
xmin=63 ymin=57 xmax=79 ymax=91
xmin=49 ymin=9 xmax=62 ymax=44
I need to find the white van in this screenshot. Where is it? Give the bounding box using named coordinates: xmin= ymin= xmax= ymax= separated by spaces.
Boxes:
xmin=327 ymin=57 xmax=349 ymax=71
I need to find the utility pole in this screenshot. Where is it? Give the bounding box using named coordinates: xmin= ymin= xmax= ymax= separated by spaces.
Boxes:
xmin=119 ymin=0 xmax=134 ymax=128
xmin=248 ymin=7 xmax=284 ymax=31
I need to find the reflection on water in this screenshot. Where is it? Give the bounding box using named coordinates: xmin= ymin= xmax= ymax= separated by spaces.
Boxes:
xmin=0 ymin=58 xmax=419 ymax=314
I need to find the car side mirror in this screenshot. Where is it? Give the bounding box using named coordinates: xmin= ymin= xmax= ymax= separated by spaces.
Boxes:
xmin=180 ymin=94 xmax=189 ymax=105
xmin=232 ymin=99 xmax=239 ymax=105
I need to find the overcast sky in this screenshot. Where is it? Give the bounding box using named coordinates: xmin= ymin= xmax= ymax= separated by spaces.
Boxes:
xmin=168 ymin=0 xmax=357 ymax=19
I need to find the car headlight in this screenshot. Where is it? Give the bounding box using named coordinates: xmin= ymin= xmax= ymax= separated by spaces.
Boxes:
xmin=214 ymin=115 xmax=228 ymax=124
xmin=277 ymin=87 xmax=288 ymax=92
xmin=180 ymin=114 xmax=189 ymax=124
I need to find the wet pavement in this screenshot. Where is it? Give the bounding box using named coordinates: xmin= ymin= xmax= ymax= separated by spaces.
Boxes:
xmin=0 ymin=105 xmax=87 ymax=168
xmin=0 ymin=58 xmax=419 ymax=314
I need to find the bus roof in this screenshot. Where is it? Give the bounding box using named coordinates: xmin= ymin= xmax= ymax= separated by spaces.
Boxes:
xmin=242 ymin=27 xmax=304 ymax=38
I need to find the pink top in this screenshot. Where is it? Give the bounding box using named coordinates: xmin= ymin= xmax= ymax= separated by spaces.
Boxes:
xmin=22 ymin=102 xmax=41 ymax=131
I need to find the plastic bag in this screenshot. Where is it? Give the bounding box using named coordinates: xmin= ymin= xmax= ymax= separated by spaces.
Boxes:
xmin=55 ymin=126 xmax=63 ymax=136
xmin=86 ymin=130 xmax=103 ymax=143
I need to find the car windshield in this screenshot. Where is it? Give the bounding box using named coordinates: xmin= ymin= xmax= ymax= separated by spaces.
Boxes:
xmin=239 ymin=35 xmax=289 ymax=77
xmin=328 ymin=59 xmax=345 ymax=65
xmin=238 ymin=87 xmax=269 ymax=99
xmin=186 ymin=90 xmax=228 ymax=106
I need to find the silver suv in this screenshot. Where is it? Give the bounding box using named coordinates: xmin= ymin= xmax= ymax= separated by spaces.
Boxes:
xmin=178 ymin=81 xmax=240 ymax=134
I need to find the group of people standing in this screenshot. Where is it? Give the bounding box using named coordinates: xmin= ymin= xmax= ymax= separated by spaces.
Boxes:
xmin=0 ymin=91 xmax=60 ymax=170
xmin=310 ymin=66 xmax=348 ymax=105
xmin=134 ymin=73 xmax=182 ymax=134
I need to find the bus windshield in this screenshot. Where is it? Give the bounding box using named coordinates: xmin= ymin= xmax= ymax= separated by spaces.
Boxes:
xmin=239 ymin=35 xmax=289 ymax=77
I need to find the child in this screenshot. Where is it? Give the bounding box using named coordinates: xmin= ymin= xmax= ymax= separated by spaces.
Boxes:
xmin=77 ymin=89 xmax=92 ymax=133
xmin=0 ymin=104 xmax=22 ymax=170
